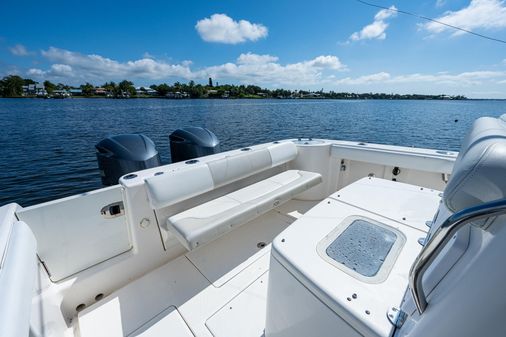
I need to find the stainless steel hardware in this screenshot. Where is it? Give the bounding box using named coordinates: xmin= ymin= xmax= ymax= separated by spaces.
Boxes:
xmin=387 ymin=306 xmax=407 ymax=328
xmin=100 ymin=201 xmax=125 ymax=218
xmin=409 ymin=198 xmax=506 ymax=314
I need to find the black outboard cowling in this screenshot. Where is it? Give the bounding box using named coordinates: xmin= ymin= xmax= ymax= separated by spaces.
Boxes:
xmin=169 ymin=127 xmax=220 ymax=163
xmin=96 ymin=134 xmax=161 ymax=185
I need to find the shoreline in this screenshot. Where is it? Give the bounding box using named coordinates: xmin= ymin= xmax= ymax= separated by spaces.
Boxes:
xmin=0 ymin=96 xmax=500 ymax=101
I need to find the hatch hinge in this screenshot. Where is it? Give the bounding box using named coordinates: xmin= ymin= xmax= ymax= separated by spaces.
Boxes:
xmin=387 ymin=306 xmax=407 ymax=329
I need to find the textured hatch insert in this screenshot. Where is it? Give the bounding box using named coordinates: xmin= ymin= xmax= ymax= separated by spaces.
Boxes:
xmin=325 ymin=219 xmax=397 ymax=277
xmin=317 ymin=215 xmax=406 ymax=283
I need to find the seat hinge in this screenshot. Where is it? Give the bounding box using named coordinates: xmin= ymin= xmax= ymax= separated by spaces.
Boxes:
xmin=387 ymin=306 xmax=407 ymax=329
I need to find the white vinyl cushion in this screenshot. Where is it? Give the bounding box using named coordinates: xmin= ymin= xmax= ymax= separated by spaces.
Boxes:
xmin=0 ymin=203 xmax=19 ymax=268
xmin=0 ymin=221 xmax=37 ymax=337
xmin=444 ymin=116 xmax=506 ymax=212
xmin=207 ymin=149 xmax=272 ymax=188
xmin=145 ymin=142 xmax=299 ymax=210
xmin=267 ymin=142 xmax=298 ymax=167
xmin=145 ymin=165 xmax=214 ymax=209
xmin=167 ymin=170 xmax=322 ymax=250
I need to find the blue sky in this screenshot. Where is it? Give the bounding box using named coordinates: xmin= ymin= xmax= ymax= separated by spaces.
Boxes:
xmin=1 ymin=0 xmax=506 ymax=98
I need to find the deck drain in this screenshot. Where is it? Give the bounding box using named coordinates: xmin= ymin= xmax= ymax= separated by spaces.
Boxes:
xmin=257 ymin=242 xmax=266 ymax=249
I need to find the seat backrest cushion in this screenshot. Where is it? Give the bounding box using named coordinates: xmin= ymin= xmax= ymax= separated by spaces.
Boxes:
xmin=207 ymin=149 xmax=272 ymax=188
xmin=0 ymin=203 xmax=19 ymax=266
xmin=145 ymin=164 xmax=214 ymax=209
xmin=268 ymin=142 xmax=298 ymax=166
xmin=0 ymin=220 xmax=37 ymax=337
xmin=145 ymin=142 xmax=298 ymax=210
xmin=444 ymin=116 xmax=506 ymax=213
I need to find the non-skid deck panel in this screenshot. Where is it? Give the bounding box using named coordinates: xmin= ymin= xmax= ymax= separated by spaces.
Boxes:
xmin=274 ymin=199 xmax=320 ymax=220
xmin=206 ymin=273 xmax=269 ymax=337
xmin=77 ymin=201 xmax=309 ymax=337
xmin=186 ymin=211 xmax=292 ymax=287
xmin=128 ymin=306 xmax=194 ymax=337
xmin=78 ymin=257 xmax=209 ymax=337
xmin=329 ymin=177 xmax=441 ymax=232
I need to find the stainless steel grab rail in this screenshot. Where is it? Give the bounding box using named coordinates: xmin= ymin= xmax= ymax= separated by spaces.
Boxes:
xmin=409 ymin=198 xmax=506 ymax=314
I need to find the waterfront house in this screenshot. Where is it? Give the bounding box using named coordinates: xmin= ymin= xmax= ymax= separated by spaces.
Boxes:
xmin=166 ymin=91 xmax=189 ymax=99
xmin=52 ymin=89 xmax=70 ymax=98
xmin=22 ymin=83 xmax=47 ymax=96
xmin=69 ymin=89 xmax=83 ymax=96
xmin=94 ymin=88 xmax=107 ymax=95
xmin=135 ymin=87 xmax=158 ymax=96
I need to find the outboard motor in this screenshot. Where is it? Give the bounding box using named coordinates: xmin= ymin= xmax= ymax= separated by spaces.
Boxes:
xmin=169 ymin=127 xmax=220 ymax=163
xmin=96 ymin=134 xmax=161 ymax=185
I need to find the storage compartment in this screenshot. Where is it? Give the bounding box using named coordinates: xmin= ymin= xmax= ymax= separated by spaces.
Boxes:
xmin=266 ymin=183 xmax=430 ymax=337
xmin=266 ymin=258 xmax=362 ymax=337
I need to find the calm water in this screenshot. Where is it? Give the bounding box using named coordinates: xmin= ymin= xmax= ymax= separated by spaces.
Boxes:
xmin=1 ymin=98 xmax=506 ymax=207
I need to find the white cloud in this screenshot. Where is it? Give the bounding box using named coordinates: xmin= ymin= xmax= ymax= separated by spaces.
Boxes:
xmin=27 ymin=68 xmax=45 ymax=76
xmin=237 ymin=52 xmax=278 ymax=64
xmin=195 ymin=14 xmax=268 ymax=44
xmin=307 ymin=55 xmax=345 ymax=70
xmin=388 ymin=70 xmax=506 ymax=85
xmin=40 ymin=47 xmax=193 ymax=81
xmin=328 ymin=69 xmax=506 ymax=98
xmin=27 ymin=64 xmax=74 ymax=78
xmin=350 ymin=6 xmax=397 ymax=41
xmin=9 ymin=44 xmax=30 ymax=56
xmin=337 ymin=72 xmax=391 ymax=85
xmin=424 ymin=0 xmax=506 ymax=36
xmin=334 ymin=70 xmax=506 ymax=87
xmin=33 ymin=47 xmax=346 ymax=86
xmin=26 ymin=46 xmax=506 ymax=97
xmin=50 ymin=64 xmax=73 ymax=77
xmin=350 ymin=21 xmax=389 ymax=41
xmin=374 ymin=6 xmax=397 ymax=21
xmin=204 ymin=54 xmax=346 ymax=85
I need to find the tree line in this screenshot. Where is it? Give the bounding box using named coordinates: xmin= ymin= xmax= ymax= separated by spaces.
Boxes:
xmin=0 ymin=74 xmax=467 ymax=100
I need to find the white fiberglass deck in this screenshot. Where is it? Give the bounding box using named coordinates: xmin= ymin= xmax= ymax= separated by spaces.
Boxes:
xmin=77 ymin=178 xmax=441 ymax=337
xmin=77 ymin=199 xmax=318 ymax=337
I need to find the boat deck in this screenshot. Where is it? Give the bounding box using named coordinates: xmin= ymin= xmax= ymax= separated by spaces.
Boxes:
xmin=76 ymin=200 xmax=319 ymax=337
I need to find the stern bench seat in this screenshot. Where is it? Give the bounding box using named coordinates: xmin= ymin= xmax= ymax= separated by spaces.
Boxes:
xmin=168 ymin=170 xmax=322 ymax=250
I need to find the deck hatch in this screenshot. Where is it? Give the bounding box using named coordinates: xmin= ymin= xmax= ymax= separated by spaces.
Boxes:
xmin=325 ymin=219 xmax=397 ymax=277
xmin=317 ymin=215 xmax=406 ymax=283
